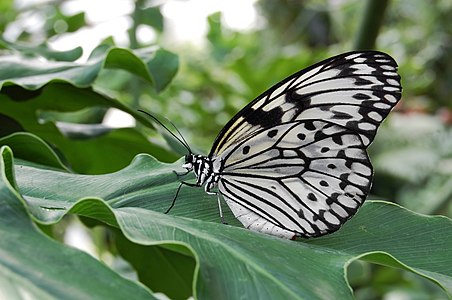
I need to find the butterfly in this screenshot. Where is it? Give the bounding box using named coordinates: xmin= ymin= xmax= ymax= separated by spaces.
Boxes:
xmin=141 ymin=51 xmax=402 ymax=239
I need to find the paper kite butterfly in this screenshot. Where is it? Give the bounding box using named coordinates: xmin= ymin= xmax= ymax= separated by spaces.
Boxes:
xmin=141 ymin=51 xmax=402 ymax=239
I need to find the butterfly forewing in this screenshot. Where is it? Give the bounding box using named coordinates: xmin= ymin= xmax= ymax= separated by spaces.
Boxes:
xmin=210 ymin=51 xmax=401 ymax=157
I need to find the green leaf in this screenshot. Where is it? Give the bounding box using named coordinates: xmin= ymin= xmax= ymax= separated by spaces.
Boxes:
xmin=44 ymin=9 xmax=87 ymax=38
xmin=146 ymin=48 xmax=179 ymax=92
xmin=9 ymin=149 xmax=452 ymax=299
xmin=0 ymin=45 xmax=178 ymax=91
xmin=137 ymin=6 xmax=164 ymax=32
xmin=308 ymin=202 xmax=452 ymax=294
xmin=0 ymin=85 xmax=178 ymax=173
xmin=0 ymin=38 xmax=83 ymax=61
xmin=0 ymin=3 xmax=18 ymax=36
xmin=0 ymin=132 xmax=68 ymax=171
xmin=0 ymin=146 xmax=155 ymax=299
xmin=65 ymin=12 xmax=86 ymax=33
xmin=115 ymin=231 xmax=196 ymax=299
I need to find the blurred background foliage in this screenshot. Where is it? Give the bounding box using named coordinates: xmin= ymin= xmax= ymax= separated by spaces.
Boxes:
xmin=1 ymin=0 xmax=451 ymax=298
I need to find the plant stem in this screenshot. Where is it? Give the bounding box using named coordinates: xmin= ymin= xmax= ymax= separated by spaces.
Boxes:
xmin=128 ymin=0 xmax=144 ymax=108
xmin=353 ymin=0 xmax=390 ymax=50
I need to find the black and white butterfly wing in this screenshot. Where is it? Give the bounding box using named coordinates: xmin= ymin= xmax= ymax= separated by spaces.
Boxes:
xmin=210 ymin=51 xmax=401 ymax=238
xmin=210 ymin=51 xmax=401 ymax=156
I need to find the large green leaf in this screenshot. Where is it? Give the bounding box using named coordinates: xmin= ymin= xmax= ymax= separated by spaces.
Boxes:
xmin=0 ymin=146 xmax=155 ymax=299
xmin=0 ymin=45 xmax=178 ymax=91
xmin=0 ymin=83 xmax=178 ymax=173
xmin=3 ymin=135 xmax=451 ymax=299
xmin=114 ymin=230 xmax=196 ymax=300
xmin=0 ymin=132 xmax=68 ymax=171
xmin=0 ymin=38 xmax=83 ymax=62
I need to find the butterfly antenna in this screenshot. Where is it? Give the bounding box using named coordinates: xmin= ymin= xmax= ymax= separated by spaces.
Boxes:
xmin=138 ymin=109 xmax=192 ymax=154
xmin=166 ymin=118 xmax=192 ymax=154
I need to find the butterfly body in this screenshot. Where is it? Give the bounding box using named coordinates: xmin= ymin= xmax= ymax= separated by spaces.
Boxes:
xmin=180 ymin=51 xmax=402 ymax=239
xmin=183 ymin=154 xmax=219 ymax=193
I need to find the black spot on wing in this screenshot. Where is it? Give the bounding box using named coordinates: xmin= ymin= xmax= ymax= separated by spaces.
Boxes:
xmin=332 ymin=135 xmax=343 ymax=145
xmin=304 ymin=121 xmax=316 ymax=131
xmin=353 ymin=93 xmax=371 ymax=100
xmin=297 ymin=133 xmax=306 ymax=140
xmin=297 ymin=209 xmax=304 ymax=218
xmin=286 ymin=89 xmax=312 ymax=106
xmin=313 ymin=128 xmax=330 ymax=142
xmin=320 ymin=147 xmax=330 ymax=153
xmin=267 ymin=129 xmax=278 ymax=138
xmin=354 ymin=77 xmax=373 ymax=86
xmin=308 ymin=193 xmax=318 ymax=201
xmin=332 ymin=111 xmax=354 ymax=120
xmin=337 ymin=65 xmax=356 ymax=77
xmin=247 ymin=106 xmax=284 ymax=128
xmin=339 ymin=180 xmax=348 ymax=190
xmin=345 ymin=160 xmax=353 ymax=169
xmin=313 ymin=209 xmax=325 ymax=222
xmin=320 ymin=180 xmax=329 ymax=187
xmin=242 ymin=145 xmax=250 ymax=155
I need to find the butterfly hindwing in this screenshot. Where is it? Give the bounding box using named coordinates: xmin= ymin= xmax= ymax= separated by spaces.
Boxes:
xmin=215 ymin=120 xmax=372 ymax=237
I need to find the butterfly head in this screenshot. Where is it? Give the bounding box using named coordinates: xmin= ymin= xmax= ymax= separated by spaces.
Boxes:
xmin=182 ymin=154 xmax=194 ymax=171
xmin=182 ymin=154 xmax=206 ymax=175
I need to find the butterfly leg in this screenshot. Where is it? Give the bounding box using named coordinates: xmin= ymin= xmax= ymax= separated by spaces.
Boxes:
xmin=206 ymin=191 xmax=227 ymax=224
xmin=173 ymin=169 xmax=190 ymax=178
xmin=165 ymin=181 xmax=198 ymax=214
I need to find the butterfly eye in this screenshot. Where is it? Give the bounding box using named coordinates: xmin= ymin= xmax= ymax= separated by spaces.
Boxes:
xmin=181 ymin=155 xmax=193 ymax=170
xmin=182 ymin=162 xmax=193 ymax=170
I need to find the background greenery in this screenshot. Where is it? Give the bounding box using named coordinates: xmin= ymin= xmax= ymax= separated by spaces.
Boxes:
xmin=0 ymin=0 xmax=451 ymax=299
